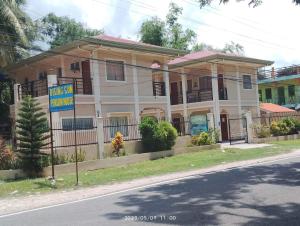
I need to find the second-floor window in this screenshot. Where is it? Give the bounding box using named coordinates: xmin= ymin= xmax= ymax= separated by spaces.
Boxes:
xmin=265 ymin=88 xmax=272 ymax=100
xmin=243 ymin=75 xmax=252 ymax=89
xmin=106 ymin=60 xmax=125 ymax=81
xmin=288 ymin=85 xmax=295 ymax=97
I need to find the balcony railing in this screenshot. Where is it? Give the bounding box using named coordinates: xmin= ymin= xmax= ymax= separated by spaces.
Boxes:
xmin=19 ymin=77 xmax=93 ymax=99
xmin=153 ymin=82 xmax=166 ymax=96
xmin=187 ymin=89 xmax=213 ymax=103
xmin=58 ymin=77 xmax=93 ymax=95
xmin=20 ymin=79 xmax=48 ymax=98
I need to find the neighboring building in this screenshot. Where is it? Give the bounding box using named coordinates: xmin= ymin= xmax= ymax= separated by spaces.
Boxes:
xmin=260 ymin=103 xmax=295 ymax=114
xmin=258 ymin=66 xmax=300 ymax=111
xmin=6 ymin=35 xmax=272 ymax=156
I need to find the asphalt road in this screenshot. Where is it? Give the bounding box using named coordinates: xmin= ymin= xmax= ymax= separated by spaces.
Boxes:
xmin=1 ymin=156 xmax=300 ymax=226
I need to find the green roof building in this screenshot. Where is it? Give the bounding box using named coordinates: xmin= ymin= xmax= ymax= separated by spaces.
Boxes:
xmin=258 ymin=66 xmax=300 ymax=111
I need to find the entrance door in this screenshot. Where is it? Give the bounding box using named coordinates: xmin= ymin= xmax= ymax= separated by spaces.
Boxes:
xmin=170 ymin=82 xmax=179 ymax=105
xmin=220 ymin=114 xmax=229 ymax=141
xmin=81 ymin=60 xmax=92 ymax=94
xmin=278 ymin=87 xmax=285 ymax=105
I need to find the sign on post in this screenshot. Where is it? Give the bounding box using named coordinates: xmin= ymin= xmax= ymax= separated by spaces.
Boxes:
xmin=49 ymin=83 xmax=74 ymax=112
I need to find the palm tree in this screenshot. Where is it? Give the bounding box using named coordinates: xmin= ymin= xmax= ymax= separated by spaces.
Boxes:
xmin=0 ymin=0 xmax=34 ymax=67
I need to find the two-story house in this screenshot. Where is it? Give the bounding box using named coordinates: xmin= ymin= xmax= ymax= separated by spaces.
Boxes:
xmin=6 ymin=35 xmax=273 ymax=158
xmin=6 ymin=35 xmax=185 ymax=157
xmin=161 ymin=51 xmax=273 ymax=141
xmin=258 ymin=66 xmax=300 ymax=111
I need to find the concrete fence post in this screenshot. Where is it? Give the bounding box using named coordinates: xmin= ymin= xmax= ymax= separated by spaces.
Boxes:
xmin=245 ymin=111 xmax=254 ymax=143
xmin=207 ymin=113 xmax=215 ymax=130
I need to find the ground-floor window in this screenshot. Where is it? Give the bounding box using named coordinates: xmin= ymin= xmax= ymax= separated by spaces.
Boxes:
xmin=109 ymin=116 xmax=129 ymax=138
xmin=62 ymin=118 xmax=94 ymax=131
xmin=190 ymin=114 xmax=208 ymax=136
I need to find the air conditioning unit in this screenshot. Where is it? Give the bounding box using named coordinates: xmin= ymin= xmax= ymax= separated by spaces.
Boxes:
xmin=70 ymin=62 xmax=80 ymax=72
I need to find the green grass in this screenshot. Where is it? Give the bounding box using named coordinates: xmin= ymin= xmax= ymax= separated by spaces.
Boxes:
xmin=0 ymin=139 xmax=299 ymax=198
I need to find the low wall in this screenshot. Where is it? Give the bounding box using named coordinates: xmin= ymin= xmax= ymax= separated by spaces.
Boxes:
xmin=0 ymin=143 xmax=220 ymax=180
xmin=252 ymin=133 xmax=300 ymax=143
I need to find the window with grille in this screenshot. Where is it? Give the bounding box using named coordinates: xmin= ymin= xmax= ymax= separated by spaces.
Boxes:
xmin=62 ymin=118 xmax=94 ymax=131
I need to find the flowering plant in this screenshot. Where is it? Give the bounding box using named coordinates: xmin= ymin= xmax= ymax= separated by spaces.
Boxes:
xmin=111 ymin=131 xmax=124 ymax=156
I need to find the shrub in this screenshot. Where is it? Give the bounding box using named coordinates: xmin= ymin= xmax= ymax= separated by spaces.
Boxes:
xmin=191 ymin=129 xmax=219 ymax=146
xmin=111 ymin=131 xmax=125 ymax=157
xmin=295 ymin=120 xmax=300 ymax=132
xmin=253 ymin=124 xmax=271 ymax=138
xmin=282 ymin=117 xmax=296 ymax=134
xmin=270 ymin=121 xmax=289 ymax=136
xmin=0 ymin=137 xmax=18 ymax=170
xmin=198 ymin=132 xmax=209 ymax=145
xmin=139 ymin=117 xmax=178 ymax=152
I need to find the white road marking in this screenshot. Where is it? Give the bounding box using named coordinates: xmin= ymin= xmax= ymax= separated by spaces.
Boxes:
xmin=0 ymin=154 xmax=299 ymax=219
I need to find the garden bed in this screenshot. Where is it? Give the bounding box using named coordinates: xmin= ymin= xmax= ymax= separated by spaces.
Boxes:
xmin=253 ymin=134 xmax=300 ymax=144
xmin=0 ymin=144 xmax=221 ymax=180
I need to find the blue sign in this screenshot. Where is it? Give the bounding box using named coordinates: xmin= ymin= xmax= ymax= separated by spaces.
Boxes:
xmin=190 ymin=114 xmax=208 ymax=136
xmin=49 ymin=83 xmax=74 ymax=112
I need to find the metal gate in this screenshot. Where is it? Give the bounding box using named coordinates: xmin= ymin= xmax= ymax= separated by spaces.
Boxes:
xmin=228 ymin=117 xmax=248 ymax=144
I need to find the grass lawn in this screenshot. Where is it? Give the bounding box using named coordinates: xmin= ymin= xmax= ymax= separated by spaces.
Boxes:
xmin=0 ymin=139 xmax=299 ymax=198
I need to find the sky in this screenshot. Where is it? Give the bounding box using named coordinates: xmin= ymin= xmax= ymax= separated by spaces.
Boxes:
xmin=24 ymin=0 xmax=300 ymax=67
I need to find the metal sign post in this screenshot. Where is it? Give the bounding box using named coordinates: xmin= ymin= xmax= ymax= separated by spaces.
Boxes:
xmin=49 ymin=83 xmax=76 ymax=183
xmin=72 ymin=80 xmax=78 ymax=185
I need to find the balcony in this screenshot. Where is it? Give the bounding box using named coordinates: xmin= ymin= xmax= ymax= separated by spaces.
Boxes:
xmin=187 ymin=89 xmax=213 ymax=103
xmin=18 ymin=77 xmax=93 ymax=99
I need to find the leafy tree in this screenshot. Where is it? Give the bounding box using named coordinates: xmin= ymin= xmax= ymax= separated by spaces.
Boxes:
xmin=223 ymin=41 xmax=244 ymax=55
xmin=192 ymin=41 xmax=245 ymax=55
xmin=139 ymin=17 xmax=165 ymax=46
xmin=39 ymin=13 xmax=104 ymax=49
xmin=196 ymin=0 xmax=300 ymax=8
xmin=16 ymin=96 xmax=50 ymax=176
xmin=0 ymin=0 xmax=37 ymax=67
xmin=139 ymin=2 xmax=196 ymax=50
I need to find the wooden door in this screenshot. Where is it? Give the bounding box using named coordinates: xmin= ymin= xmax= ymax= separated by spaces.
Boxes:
xmin=81 ymin=60 xmax=92 ymax=94
xmin=170 ymin=82 xmax=179 ymax=105
xmin=220 ymin=114 xmax=229 ymax=141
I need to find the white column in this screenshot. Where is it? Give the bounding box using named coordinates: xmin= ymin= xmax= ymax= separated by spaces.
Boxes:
xmin=13 ymin=84 xmax=21 ymax=123
xmin=245 ymin=111 xmax=253 ymax=143
xmin=254 ymin=70 xmax=261 ymax=117
xmin=163 ymin=64 xmax=172 ymax=122
xmin=236 ymin=65 xmax=243 ymax=135
xmin=132 ymin=54 xmax=140 ymax=124
xmin=90 ymin=51 xmax=104 ymax=159
xmin=180 ymin=68 xmax=189 ymax=133
xmin=211 ymin=63 xmax=222 ymax=141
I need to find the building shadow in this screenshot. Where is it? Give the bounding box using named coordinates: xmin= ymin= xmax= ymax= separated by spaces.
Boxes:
xmin=103 ymin=161 xmax=300 ymax=225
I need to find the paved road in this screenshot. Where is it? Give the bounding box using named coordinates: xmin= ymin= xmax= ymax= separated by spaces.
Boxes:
xmin=1 ymin=156 xmax=300 ymax=226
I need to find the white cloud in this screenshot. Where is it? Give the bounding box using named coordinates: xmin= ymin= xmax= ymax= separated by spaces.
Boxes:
xmin=25 ymin=0 xmax=300 ymax=67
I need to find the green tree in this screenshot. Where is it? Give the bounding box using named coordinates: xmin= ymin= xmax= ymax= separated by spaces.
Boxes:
xmin=139 ymin=2 xmax=196 ymax=51
xmin=192 ymin=41 xmax=245 ymax=55
xmin=139 ymin=17 xmax=165 ymax=46
xmin=16 ymin=96 xmax=50 ymax=176
xmin=196 ymin=0 xmax=299 ymax=8
xmin=223 ymin=41 xmax=244 ymax=55
xmin=40 ymin=13 xmax=104 ymax=49
xmin=0 ymin=0 xmax=37 ymax=67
